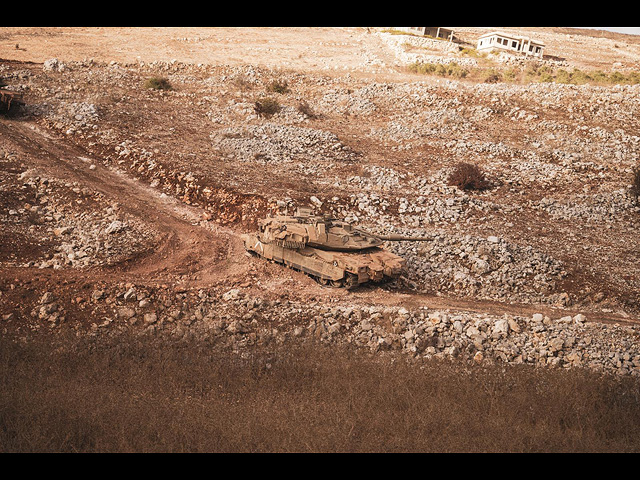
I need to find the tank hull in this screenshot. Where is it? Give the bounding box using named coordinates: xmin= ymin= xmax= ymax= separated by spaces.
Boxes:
xmin=242 ymin=233 xmax=405 ymax=288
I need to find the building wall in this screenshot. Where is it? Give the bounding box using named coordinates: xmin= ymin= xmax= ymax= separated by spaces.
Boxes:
xmin=396 ymin=27 xmax=454 ymax=41
xmin=477 ymin=33 xmax=544 ymax=58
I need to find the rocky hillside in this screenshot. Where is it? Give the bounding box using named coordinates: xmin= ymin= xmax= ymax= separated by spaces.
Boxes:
xmin=1 ymin=27 xmax=639 ymax=378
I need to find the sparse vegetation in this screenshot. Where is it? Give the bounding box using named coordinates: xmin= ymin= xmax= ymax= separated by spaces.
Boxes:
xmin=632 ymin=165 xmax=640 ymax=202
xmin=144 ymin=77 xmax=173 ymax=91
xmin=408 ymin=59 xmax=640 ymax=86
xmin=381 ymin=28 xmax=421 ymax=37
xmin=267 ymin=79 xmax=290 ymax=94
xmin=503 ymin=67 xmax=519 ymax=82
xmin=232 ymin=75 xmax=254 ymax=91
xmin=526 ymin=65 xmax=640 ymax=85
xmin=408 ymin=61 xmax=469 ymax=78
xmin=447 ymin=162 xmax=492 ymax=192
xmin=297 ymin=100 xmax=318 ymax=119
xmin=459 ymin=47 xmax=485 ymax=58
xmin=254 ymin=97 xmax=281 ymax=118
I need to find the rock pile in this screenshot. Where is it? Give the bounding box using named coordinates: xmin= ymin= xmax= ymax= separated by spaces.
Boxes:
xmin=535 ymin=189 xmax=639 ymax=223
xmin=13 ymin=285 xmax=639 ymax=378
xmin=387 ymin=230 xmax=567 ymax=305
xmin=4 ymin=166 xmax=159 ymax=269
xmin=378 ymin=32 xmax=477 ymax=68
xmin=211 ymin=123 xmax=357 ymax=165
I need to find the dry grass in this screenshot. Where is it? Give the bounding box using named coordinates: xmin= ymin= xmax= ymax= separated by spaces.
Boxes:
xmin=1 ymin=334 xmax=640 ymax=453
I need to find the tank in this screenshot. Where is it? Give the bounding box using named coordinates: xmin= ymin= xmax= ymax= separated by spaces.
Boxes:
xmin=241 ymin=207 xmax=429 ymax=288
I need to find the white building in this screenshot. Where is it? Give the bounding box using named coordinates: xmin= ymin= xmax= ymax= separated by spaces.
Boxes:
xmin=396 ymin=27 xmax=455 ymax=41
xmin=477 ymin=31 xmax=545 ymax=58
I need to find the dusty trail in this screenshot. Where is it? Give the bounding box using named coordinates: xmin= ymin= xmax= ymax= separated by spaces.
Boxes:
xmin=0 ymin=119 xmax=248 ymax=287
xmin=1 ymin=119 xmax=638 ymax=328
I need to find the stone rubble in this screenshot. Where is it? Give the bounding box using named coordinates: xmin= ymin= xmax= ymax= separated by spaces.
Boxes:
xmin=13 ymin=285 xmax=639 ymax=378
xmin=2 ymin=37 xmax=640 ymax=384
xmin=1 ymin=159 xmax=159 ymax=269
xmin=386 ymin=230 xmax=567 ymax=305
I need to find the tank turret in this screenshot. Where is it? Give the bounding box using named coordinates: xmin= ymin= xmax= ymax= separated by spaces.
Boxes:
xmin=257 ymin=207 xmax=429 ymax=252
xmin=242 ymin=208 xmax=429 ymax=288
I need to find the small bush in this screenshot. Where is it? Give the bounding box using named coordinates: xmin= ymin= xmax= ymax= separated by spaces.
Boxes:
xmin=570 ymin=69 xmax=591 ymax=85
xmin=483 ymin=69 xmax=502 ymax=84
xmin=232 ymin=75 xmax=254 ymax=91
xmin=503 ymin=68 xmax=518 ymax=82
xmin=254 ymin=97 xmax=281 ymax=118
xmin=459 ymin=47 xmax=482 ymax=58
xmin=555 ymin=69 xmax=572 ymax=84
xmin=144 ymin=77 xmax=172 ymax=91
xmin=408 ymin=62 xmax=469 ymax=79
xmin=297 ymin=100 xmax=318 ymax=119
xmin=631 ymin=165 xmax=640 ymax=201
xmin=267 ymin=80 xmax=289 ymax=94
xmin=448 ymin=162 xmax=491 ymax=192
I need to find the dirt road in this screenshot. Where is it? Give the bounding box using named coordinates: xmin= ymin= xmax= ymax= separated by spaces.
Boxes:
xmin=0 ymin=118 xmax=244 ymax=283
xmin=2 ymin=118 xmax=637 ymax=329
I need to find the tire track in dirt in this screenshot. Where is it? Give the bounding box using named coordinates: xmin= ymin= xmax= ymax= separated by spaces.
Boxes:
xmin=0 ymin=120 xmax=248 ymax=287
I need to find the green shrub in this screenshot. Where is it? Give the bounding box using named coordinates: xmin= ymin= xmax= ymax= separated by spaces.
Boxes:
xmin=503 ymin=68 xmax=518 ymax=82
xmin=144 ymin=77 xmax=172 ymax=91
xmin=267 ymin=80 xmax=289 ymax=94
xmin=254 ymin=97 xmax=281 ymax=118
xmin=570 ymin=69 xmax=590 ymax=85
xmin=631 ymin=165 xmax=640 ymax=201
xmin=460 ymin=47 xmax=481 ymax=58
xmin=408 ymin=62 xmax=468 ymax=78
xmin=409 ymin=60 xmax=640 ymax=86
xmin=555 ymin=69 xmax=572 ymax=84
xmin=483 ymin=69 xmax=502 ymax=83
xmin=539 ymin=72 xmax=555 ymax=83
xmin=610 ymin=71 xmax=627 ymax=84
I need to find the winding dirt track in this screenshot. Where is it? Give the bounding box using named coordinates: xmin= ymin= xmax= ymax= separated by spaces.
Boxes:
xmin=0 ymin=119 xmax=247 ymax=287
xmin=2 ymin=118 xmax=638 ymax=327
